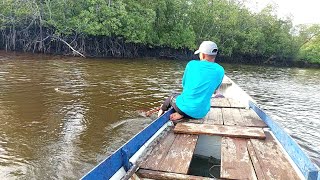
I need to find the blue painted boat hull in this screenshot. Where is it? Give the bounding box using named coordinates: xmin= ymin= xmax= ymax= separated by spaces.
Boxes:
xmin=82 ymin=109 xmax=174 ymax=180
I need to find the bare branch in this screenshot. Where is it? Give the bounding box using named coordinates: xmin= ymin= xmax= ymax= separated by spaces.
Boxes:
xmin=36 ymin=35 xmax=86 ymax=58
xmin=51 ymin=35 xmax=86 ymax=57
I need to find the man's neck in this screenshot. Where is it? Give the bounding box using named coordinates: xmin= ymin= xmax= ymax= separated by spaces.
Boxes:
xmin=201 ymin=58 xmax=215 ymax=62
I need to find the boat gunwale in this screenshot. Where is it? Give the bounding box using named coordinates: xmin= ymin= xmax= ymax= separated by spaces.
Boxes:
xmin=81 ymin=108 xmax=174 ymax=180
xmin=250 ymin=101 xmax=319 ymax=180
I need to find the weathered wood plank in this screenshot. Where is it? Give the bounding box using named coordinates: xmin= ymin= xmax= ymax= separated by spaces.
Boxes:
xmin=221 ymin=137 xmax=257 ymax=180
xmin=159 ymin=134 xmax=198 ymax=174
xmin=221 ymin=108 xmax=232 ymax=125
xmin=221 ymin=108 xmax=267 ymax=127
xmin=202 ymin=113 xmax=209 ymax=123
xmin=228 ymin=98 xmax=247 ymax=108
xmin=128 ymin=173 xmax=141 ymax=180
xmin=211 ymin=108 xmax=224 ymax=125
xmin=140 ymin=132 xmax=176 ymax=170
xmin=187 ymin=119 xmax=204 ymax=124
xmin=222 ymin=108 xmax=243 ymax=126
xmin=174 ymin=123 xmax=266 ymax=139
xmin=239 ymin=109 xmax=267 ymax=127
xmin=137 ymin=169 xmax=211 ymax=180
xmin=203 ymin=108 xmax=223 ymax=125
xmin=250 ymin=102 xmax=318 ymax=179
xmin=211 ymin=98 xmax=247 ymax=109
xmin=247 ymin=141 xmax=266 ymax=180
xmin=211 ymin=98 xmax=230 ymax=108
xmin=250 ymin=131 xmax=301 ymax=180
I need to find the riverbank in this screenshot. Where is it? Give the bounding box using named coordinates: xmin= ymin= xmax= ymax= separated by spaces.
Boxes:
xmin=1 ymin=47 xmax=319 ymax=69
xmin=1 ymin=0 xmax=319 ymax=68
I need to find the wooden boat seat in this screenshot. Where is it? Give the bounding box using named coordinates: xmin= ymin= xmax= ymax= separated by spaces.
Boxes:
xmin=174 ymin=122 xmax=266 ymax=139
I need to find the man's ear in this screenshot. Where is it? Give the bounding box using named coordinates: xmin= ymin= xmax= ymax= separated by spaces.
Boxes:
xmin=199 ymin=53 xmax=204 ymax=60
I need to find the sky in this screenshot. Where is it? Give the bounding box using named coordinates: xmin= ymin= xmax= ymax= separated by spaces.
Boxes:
xmin=246 ymin=0 xmax=320 ymax=25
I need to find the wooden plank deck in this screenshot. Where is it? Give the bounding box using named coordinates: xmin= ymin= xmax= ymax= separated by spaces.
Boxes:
xmin=137 ymin=98 xmax=301 ymax=180
xmin=211 ymin=98 xmax=231 ymax=108
xmin=249 ymin=131 xmax=301 ymax=179
xmin=222 ymin=108 xmax=240 ymax=126
xmin=203 ymin=108 xmax=223 ymax=125
xmin=136 ymin=169 xmax=211 ymax=180
xmin=140 ymin=132 xmax=176 ymax=170
xmin=140 ymin=132 xmax=198 ymax=174
xmin=221 ymin=138 xmax=257 ymax=180
xmin=221 ymin=108 xmax=267 ymax=127
xmin=174 ymin=123 xmax=266 ymax=139
xmin=247 ymin=141 xmax=266 ymax=180
xmin=239 ymin=109 xmax=267 ymax=127
xmin=228 ymin=98 xmax=246 ymax=108
xmin=159 ymin=134 xmax=198 ymax=173
xmin=184 ymin=107 xmax=266 ymax=127
xmin=220 ymin=132 xmax=300 ymax=180
xmin=211 ymin=98 xmax=247 ymax=109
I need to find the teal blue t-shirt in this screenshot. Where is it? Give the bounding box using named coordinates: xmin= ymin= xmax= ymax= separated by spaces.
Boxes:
xmin=176 ymin=60 xmax=224 ymax=119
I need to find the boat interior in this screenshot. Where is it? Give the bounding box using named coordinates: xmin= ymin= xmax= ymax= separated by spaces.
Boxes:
xmin=130 ymin=77 xmax=304 ymax=180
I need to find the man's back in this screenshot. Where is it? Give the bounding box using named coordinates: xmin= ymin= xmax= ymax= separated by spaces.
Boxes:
xmin=176 ymin=60 xmax=224 ymax=119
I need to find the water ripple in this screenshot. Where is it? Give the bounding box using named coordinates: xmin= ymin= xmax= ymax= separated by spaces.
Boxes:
xmin=226 ymin=64 xmax=320 ymax=167
xmin=0 ymin=54 xmax=319 ymax=179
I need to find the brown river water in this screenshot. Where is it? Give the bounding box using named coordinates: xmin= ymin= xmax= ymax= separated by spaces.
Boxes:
xmin=0 ymin=52 xmax=319 ymax=179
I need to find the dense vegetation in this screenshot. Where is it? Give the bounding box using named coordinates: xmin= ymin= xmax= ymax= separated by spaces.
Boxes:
xmin=296 ymin=24 xmax=320 ymax=64
xmin=0 ymin=0 xmax=319 ymax=65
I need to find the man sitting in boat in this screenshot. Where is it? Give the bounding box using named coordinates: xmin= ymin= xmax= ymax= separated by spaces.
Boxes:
xmin=158 ymin=41 xmax=225 ymax=120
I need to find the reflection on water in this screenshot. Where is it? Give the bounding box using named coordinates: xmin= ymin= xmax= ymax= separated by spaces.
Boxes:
xmin=0 ymin=52 xmax=319 ymax=179
xmin=0 ymin=53 xmax=185 ymax=179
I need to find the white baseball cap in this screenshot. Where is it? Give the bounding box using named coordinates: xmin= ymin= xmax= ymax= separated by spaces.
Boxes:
xmin=194 ymin=41 xmax=218 ymax=55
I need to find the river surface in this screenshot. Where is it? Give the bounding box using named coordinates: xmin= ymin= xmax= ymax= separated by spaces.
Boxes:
xmin=0 ymin=52 xmax=319 ymax=179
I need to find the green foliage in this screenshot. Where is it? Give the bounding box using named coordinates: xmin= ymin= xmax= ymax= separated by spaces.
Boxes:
xmin=0 ymin=1 xmax=35 ymax=29
xmin=297 ymin=24 xmax=320 ymax=63
xmin=0 ymin=0 xmax=319 ymax=63
xmin=299 ymin=38 xmax=320 ymax=63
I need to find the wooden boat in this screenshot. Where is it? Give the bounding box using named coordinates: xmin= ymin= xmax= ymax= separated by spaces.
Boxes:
xmin=82 ymin=76 xmax=320 ymax=180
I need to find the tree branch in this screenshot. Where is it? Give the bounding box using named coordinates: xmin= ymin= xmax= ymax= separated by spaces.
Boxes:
xmin=50 ymin=35 xmax=86 ymax=58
